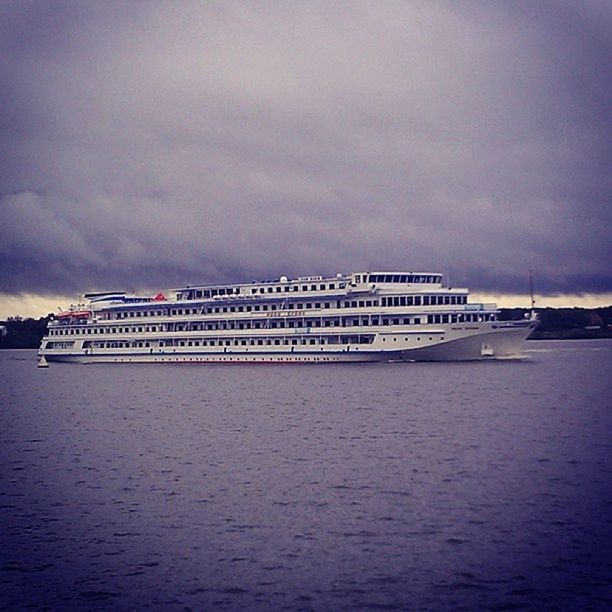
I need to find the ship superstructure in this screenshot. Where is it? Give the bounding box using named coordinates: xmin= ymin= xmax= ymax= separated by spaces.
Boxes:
xmin=39 ymin=271 xmax=535 ymax=363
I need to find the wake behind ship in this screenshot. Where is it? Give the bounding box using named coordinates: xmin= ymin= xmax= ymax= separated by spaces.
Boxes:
xmin=39 ymin=271 xmax=535 ymax=364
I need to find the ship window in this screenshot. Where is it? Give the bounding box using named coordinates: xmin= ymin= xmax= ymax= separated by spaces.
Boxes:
xmin=393 ymin=275 xmax=400 ymax=282
xmin=444 ymin=296 xmax=450 ymax=304
xmin=292 ymin=286 xmax=298 ymax=292
xmin=302 ymin=285 xmax=307 ymax=291
xmin=276 ymin=287 xmax=281 ymax=293
xmin=274 ymin=339 xmax=280 ymax=345
xmin=329 ymin=283 xmax=335 ymax=290
xmin=315 ymin=302 xmax=321 ymax=308
xmin=311 ymin=284 xmax=316 ymax=291
xmin=359 ymin=301 xmax=364 ymax=307
xmin=297 ymin=303 xmax=303 ymax=309
xmin=414 ymin=317 xmax=421 ymax=324
xmin=423 ymin=296 xmax=430 ymax=305
xmin=267 ymin=287 xmax=273 ymax=293
xmin=351 ymin=301 xmax=357 ymax=308
xmin=306 ymin=303 xmax=312 ymax=309
xmin=414 ymin=297 xmax=421 ymax=306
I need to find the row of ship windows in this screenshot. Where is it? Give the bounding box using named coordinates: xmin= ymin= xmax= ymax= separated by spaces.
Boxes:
xmin=52 ymin=318 xmax=417 ymax=334
xmin=382 ymin=295 xmax=466 ymax=306
xmin=364 ymin=274 xmax=440 ymax=284
xmin=49 ymin=312 xmax=494 ymax=336
xmin=182 ymin=282 xmax=345 ymax=299
xmin=47 ymin=333 xmax=450 ymax=351
xmin=105 ymin=295 xmax=465 ymax=319
xmin=82 ymin=336 xmax=375 ymax=349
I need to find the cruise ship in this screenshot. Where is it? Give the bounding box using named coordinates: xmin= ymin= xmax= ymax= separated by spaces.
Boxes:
xmin=38 ymin=271 xmax=535 ymax=364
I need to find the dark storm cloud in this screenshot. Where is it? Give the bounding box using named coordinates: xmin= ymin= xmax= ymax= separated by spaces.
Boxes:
xmin=1 ymin=1 xmax=610 ymax=296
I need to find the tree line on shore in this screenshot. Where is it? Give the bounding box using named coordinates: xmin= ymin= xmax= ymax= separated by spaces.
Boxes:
xmin=1 ymin=306 xmax=611 ymax=349
xmin=498 ymin=306 xmax=612 ymax=339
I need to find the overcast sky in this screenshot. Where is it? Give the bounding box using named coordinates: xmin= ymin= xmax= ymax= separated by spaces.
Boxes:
xmin=1 ymin=1 xmax=610 ymax=309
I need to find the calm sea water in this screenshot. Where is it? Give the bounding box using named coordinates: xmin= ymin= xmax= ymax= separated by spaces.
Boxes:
xmin=1 ymin=341 xmax=611 ymax=611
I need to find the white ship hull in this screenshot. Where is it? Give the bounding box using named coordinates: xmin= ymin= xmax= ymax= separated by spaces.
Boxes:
xmin=40 ymin=323 xmax=533 ymax=364
xmin=39 ymin=270 xmax=536 ymax=364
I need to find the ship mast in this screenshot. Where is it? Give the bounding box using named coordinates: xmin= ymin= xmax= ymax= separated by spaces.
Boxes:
xmin=529 ymin=269 xmax=536 ymax=320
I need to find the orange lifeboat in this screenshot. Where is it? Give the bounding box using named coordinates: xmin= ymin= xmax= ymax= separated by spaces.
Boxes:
xmin=56 ymin=310 xmax=92 ymax=319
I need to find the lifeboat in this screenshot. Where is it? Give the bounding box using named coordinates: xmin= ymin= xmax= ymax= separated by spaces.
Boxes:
xmin=56 ymin=310 xmax=92 ymax=319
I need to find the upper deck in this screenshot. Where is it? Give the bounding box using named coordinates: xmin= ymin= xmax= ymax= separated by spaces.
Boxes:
xmin=174 ymin=271 xmax=446 ymax=301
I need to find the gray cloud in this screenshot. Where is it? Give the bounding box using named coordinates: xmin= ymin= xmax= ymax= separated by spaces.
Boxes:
xmin=1 ymin=1 xmax=610 ymax=297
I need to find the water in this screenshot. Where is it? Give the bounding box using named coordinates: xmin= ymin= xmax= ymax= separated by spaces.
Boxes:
xmin=1 ymin=341 xmax=611 ymax=610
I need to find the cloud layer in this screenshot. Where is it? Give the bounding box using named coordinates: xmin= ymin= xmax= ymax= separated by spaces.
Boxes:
xmin=1 ymin=1 xmax=610 ymax=296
